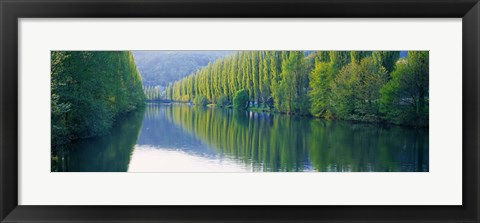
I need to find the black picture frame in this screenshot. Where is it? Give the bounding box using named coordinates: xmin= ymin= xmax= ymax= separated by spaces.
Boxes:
xmin=1 ymin=0 xmax=479 ymax=222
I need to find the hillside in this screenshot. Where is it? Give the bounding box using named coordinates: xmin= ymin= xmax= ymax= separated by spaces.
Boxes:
xmin=133 ymin=51 xmax=235 ymax=86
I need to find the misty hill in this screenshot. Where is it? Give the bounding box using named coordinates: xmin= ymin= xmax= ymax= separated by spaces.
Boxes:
xmin=133 ymin=51 xmax=235 ymax=86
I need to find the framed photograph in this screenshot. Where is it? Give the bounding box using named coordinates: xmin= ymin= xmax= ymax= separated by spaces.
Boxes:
xmin=1 ymin=0 xmax=479 ymax=222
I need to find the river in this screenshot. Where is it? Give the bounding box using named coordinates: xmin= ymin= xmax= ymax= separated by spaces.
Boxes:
xmin=51 ymin=103 xmax=429 ymax=172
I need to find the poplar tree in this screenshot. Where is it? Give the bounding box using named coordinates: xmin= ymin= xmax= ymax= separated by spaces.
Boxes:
xmin=372 ymin=51 xmax=401 ymax=74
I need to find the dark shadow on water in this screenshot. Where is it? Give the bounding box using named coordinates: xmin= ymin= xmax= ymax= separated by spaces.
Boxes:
xmin=51 ymin=110 xmax=145 ymax=172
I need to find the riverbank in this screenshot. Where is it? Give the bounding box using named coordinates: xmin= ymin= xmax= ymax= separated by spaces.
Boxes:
xmin=147 ymin=100 xmax=428 ymax=128
xmin=51 ymin=106 xmax=145 ymax=152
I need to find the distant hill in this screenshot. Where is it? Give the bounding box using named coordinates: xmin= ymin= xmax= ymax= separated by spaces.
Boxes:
xmin=133 ymin=51 xmax=235 ymax=86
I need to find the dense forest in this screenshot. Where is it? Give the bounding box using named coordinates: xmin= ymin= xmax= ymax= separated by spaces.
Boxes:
xmin=133 ymin=51 xmax=234 ymax=87
xmin=164 ymin=51 xmax=429 ymax=127
xmin=51 ymin=51 xmax=145 ymax=148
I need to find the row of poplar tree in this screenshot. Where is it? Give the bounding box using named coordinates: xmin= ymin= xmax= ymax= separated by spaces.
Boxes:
xmin=164 ymin=51 xmax=428 ymax=127
xmin=144 ymin=85 xmax=163 ymax=101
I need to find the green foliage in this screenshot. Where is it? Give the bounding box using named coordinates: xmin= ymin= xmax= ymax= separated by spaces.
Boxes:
xmin=166 ymin=50 xmax=310 ymax=115
xmin=350 ymin=51 xmax=372 ymax=64
xmin=168 ymin=51 xmax=428 ymax=126
xmin=51 ymin=51 xmax=145 ymax=148
xmin=380 ymin=52 xmax=429 ymax=127
xmin=216 ymin=95 xmax=229 ymax=108
xmin=329 ymin=51 xmax=351 ymax=69
xmin=277 ymin=51 xmax=311 ymax=114
xmin=51 ymin=94 xmax=71 ymax=146
xmin=259 ymin=52 xmax=271 ymax=103
xmin=233 ymin=89 xmax=249 ymax=110
xmin=315 ymin=51 xmax=330 ymax=63
xmin=193 ymin=95 xmax=208 ymax=107
xmin=309 ymin=61 xmax=337 ymax=118
xmin=331 ymin=57 xmax=388 ymax=122
xmin=372 ymin=51 xmax=401 ymax=74
xmin=270 ymin=51 xmax=283 ymax=110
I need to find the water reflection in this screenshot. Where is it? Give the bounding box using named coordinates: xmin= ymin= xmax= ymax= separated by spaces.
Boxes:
xmin=52 ymin=103 xmax=429 ymax=172
xmin=51 ymin=110 xmax=144 ymax=172
xmin=150 ymin=104 xmax=428 ymax=172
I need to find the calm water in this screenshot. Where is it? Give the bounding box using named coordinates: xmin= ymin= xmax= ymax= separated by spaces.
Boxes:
xmin=52 ymin=103 xmax=429 ymax=172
